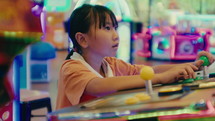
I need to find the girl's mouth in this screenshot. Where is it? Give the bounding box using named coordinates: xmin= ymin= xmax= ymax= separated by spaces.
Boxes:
xmin=112 ymin=43 xmax=119 ymax=48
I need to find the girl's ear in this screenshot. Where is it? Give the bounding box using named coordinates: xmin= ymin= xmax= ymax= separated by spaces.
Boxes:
xmin=75 ymin=32 xmax=89 ymax=48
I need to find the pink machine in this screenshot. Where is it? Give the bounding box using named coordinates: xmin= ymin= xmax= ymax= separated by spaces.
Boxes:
xmin=134 ymin=27 xmax=212 ymax=60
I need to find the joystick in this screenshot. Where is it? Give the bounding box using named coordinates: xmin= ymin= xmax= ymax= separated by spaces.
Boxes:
xmin=140 ymin=66 xmax=155 ymax=96
xmin=199 ymin=56 xmax=210 ymax=79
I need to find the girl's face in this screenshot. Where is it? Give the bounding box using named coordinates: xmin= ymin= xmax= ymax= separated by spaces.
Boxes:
xmin=86 ymin=15 xmax=119 ymax=58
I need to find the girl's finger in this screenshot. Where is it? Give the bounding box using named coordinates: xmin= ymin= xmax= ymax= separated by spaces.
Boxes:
xmin=188 ymin=68 xmax=195 ymax=78
xmin=194 ymin=60 xmax=204 ymax=68
xmin=179 ymin=70 xmax=188 ymax=75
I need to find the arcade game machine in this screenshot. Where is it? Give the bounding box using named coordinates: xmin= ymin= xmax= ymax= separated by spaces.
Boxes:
xmin=176 ymin=14 xmax=215 ymax=55
xmin=0 ymin=0 xmax=43 ymax=120
xmin=48 ymin=1 xmax=215 ymax=120
xmin=134 ymin=0 xmax=214 ymax=61
xmin=134 ymin=26 xmax=211 ymax=61
xmin=47 ymin=56 xmax=215 ymax=121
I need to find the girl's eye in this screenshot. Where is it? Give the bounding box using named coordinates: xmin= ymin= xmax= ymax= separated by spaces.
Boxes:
xmin=105 ymin=26 xmax=111 ymax=30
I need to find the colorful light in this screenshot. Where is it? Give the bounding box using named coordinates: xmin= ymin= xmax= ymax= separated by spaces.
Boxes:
xmin=44 ymin=0 xmax=71 ymax=12
xmin=127 ymin=108 xmax=193 ymax=120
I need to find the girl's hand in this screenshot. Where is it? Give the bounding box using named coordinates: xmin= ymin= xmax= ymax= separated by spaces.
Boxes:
xmin=196 ymin=51 xmax=215 ymax=66
xmin=157 ymin=63 xmax=199 ymax=84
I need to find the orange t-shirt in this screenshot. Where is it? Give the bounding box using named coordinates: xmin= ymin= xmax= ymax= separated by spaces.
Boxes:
xmin=56 ymin=54 xmax=144 ymax=110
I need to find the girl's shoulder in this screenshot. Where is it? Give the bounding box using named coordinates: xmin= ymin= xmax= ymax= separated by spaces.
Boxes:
xmin=104 ymin=57 xmax=143 ymax=75
xmin=61 ymin=59 xmax=84 ymax=70
xmin=62 ymin=59 xmax=82 ymax=65
xmin=104 ymin=57 xmax=122 ymax=63
xmin=104 ymin=57 xmax=130 ymax=65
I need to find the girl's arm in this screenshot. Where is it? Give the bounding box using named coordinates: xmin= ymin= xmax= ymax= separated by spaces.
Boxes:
xmin=152 ymin=63 xmax=194 ymax=73
xmin=85 ymin=74 xmax=161 ymax=96
xmin=85 ymin=51 xmax=214 ymax=96
xmin=85 ymin=63 xmax=199 ymax=96
xmin=153 ymin=51 xmax=215 ymax=73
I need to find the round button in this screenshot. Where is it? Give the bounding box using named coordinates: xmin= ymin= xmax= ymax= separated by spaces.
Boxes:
xmin=140 ymin=66 xmax=155 ymax=80
xmin=199 ymin=56 xmax=210 ymax=66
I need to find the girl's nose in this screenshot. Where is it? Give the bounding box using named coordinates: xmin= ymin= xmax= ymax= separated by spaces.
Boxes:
xmin=113 ymin=30 xmax=119 ymax=41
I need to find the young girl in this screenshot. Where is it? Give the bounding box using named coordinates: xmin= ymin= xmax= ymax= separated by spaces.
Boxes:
xmin=56 ymin=4 xmax=215 ymax=109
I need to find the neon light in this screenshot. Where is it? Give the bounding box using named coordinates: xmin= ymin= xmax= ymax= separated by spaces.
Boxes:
xmin=162 ymin=38 xmax=170 ymax=48
xmin=127 ymin=108 xmax=193 ymax=120
xmin=197 ymin=37 xmax=203 ymax=43
xmin=44 ymin=0 xmax=71 ymax=12
xmin=210 ymin=48 xmax=215 ymax=54
xmin=152 ymin=31 xmax=161 ymax=36
xmin=178 ymin=15 xmax=215 ymax=21
xmin=170 ymin=36 xmax=175 ymax=59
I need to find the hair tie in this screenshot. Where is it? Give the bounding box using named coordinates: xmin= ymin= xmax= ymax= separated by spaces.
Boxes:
xmin=72 ymin=48 xmax=77 ymax=52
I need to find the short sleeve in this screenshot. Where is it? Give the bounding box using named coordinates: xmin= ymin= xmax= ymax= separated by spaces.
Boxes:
xmin=59 ymin=60 xmax=99 ymax=105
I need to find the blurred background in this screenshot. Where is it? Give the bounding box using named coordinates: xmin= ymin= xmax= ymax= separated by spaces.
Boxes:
xmin=1 ymin=0 xmax=215 ymax=121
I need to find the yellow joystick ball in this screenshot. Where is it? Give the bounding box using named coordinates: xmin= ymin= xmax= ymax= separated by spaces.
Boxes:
xmin=140 ymin=66 xmax=155 ymax=80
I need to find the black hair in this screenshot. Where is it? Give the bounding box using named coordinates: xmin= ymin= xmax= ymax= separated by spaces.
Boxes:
xmin=65 ymin=4 xmax=118 ymax=60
